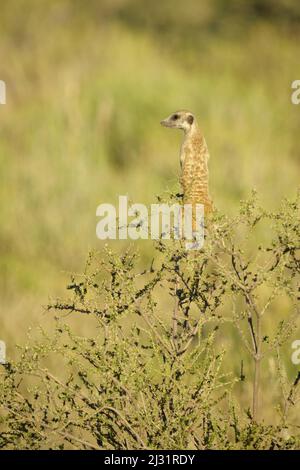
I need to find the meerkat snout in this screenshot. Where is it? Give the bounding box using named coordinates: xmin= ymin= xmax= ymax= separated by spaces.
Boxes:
xmin=160 ymin=110 xmax=195 ymax=132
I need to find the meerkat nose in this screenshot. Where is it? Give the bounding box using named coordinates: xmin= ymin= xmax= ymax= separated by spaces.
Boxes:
xmin=160 ymin=119 xmax=168 ymax=126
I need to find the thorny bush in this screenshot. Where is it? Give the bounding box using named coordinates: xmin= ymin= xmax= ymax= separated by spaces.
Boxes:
xmin=0 ymin=191 xmax=299 ymax=449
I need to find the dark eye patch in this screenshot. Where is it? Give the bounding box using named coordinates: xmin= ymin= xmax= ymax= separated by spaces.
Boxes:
xmin=172 ymin=114 xmax=179 ymax=120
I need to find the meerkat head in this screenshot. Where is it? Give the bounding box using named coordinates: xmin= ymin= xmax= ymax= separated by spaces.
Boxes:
xmin=160 ymin=110 xmax=195 ymax=133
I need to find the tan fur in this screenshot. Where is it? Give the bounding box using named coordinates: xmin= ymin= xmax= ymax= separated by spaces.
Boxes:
xmin=161 ymin=110 xmax=213 ymax=230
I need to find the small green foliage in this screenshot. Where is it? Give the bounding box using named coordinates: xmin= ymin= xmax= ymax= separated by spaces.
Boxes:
xmin=0 ymin=192 xmax=299 ymax=449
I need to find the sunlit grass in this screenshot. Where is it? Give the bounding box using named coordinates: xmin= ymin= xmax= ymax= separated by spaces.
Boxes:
xmin=0 ymin=1 xmax=299 ymax=425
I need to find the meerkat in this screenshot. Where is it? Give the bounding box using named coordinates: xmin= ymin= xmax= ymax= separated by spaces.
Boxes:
xmin=160 ymin=110 xmax=213 ymax=233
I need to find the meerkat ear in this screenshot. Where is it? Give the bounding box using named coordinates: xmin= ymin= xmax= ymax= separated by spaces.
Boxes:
xmin=187 ymin=115 xmax=194 ymax=125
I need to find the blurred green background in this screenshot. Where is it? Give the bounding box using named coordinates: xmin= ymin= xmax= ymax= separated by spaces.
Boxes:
xmin=0 ymin=0 xmax=299 ymax=354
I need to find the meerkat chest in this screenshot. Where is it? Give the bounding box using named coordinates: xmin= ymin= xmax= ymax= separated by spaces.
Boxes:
xmin=180 ymin=140 xmax=192 ymax=169
xmin=180 ymin=141 xmax=193 ymax=170
xmin=180 ymin=135 xmax=209 ymax=170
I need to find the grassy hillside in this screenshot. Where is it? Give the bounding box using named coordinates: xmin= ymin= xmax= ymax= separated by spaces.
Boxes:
xmin=0 ymin=0 xmax=299 ymax=439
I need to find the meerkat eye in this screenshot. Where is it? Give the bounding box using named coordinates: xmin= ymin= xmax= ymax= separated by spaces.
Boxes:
xmin=172 ymin=114 xmax=179 ymax=120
